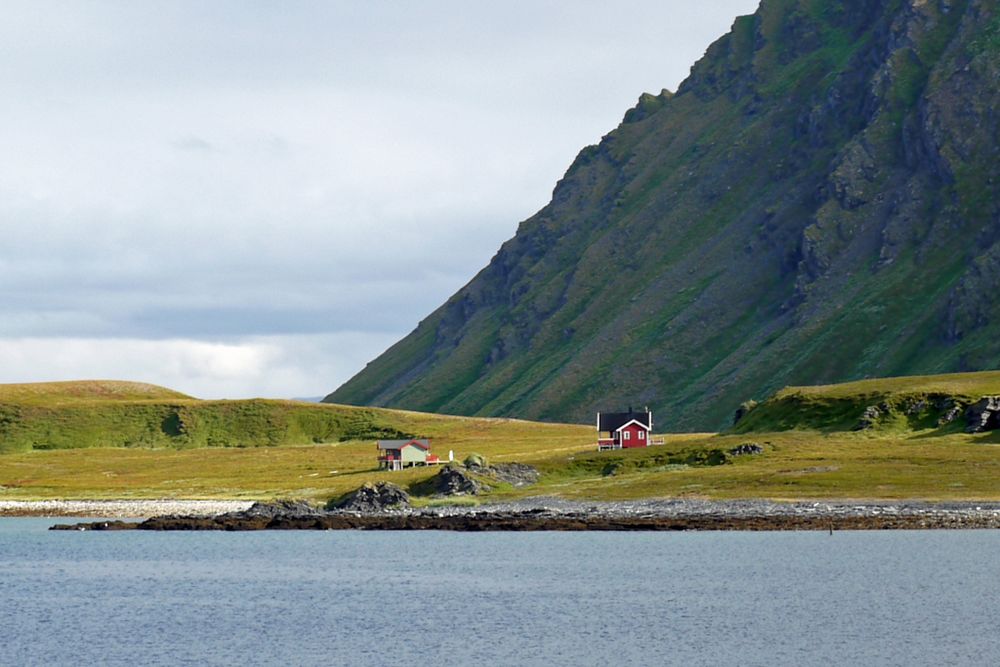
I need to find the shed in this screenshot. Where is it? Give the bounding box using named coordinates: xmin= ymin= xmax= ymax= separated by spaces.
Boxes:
xmin=377 ymin=438 xmax=436 ymax=470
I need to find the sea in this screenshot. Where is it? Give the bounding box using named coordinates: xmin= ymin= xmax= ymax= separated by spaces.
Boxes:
xmin=2 ymin=519 xmax=999 ymax=667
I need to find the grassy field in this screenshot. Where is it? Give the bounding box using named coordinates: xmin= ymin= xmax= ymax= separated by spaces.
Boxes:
xmin=0 ymin=414 xmax=594 ymax=502
xmin=3 ymin=376 xmax=1000 ymax=503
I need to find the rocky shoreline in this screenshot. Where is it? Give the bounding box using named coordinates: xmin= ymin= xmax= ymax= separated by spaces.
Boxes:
xmin=49 ymin=497 xmax=1000 ymax=531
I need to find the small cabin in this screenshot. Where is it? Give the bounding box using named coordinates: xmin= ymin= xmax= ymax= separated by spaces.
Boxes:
xmin=377 ymin=438 xmax=442 ymax=471
xmin=597 ymin=409 xmax=653 ymax=450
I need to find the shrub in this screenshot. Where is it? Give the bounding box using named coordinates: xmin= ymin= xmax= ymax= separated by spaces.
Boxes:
xmin=463 ymin=452 xmax=488 ymax=468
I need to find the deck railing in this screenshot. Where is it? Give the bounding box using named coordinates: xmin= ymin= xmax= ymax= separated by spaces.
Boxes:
xmin=597 ymin=437 xmax=665 ymax=449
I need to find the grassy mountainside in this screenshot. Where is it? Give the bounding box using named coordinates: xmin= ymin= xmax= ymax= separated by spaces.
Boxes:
xmin=328 ymin=0 xmax=1000 ymax=431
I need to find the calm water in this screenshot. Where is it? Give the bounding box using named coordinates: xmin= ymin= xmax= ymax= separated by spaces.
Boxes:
xmin=2 ymin=520 xmax=1000 ymax=666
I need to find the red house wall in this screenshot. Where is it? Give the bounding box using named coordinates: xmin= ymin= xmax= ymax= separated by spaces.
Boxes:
xmin=620 ymin=423 xmax=649 ymax=448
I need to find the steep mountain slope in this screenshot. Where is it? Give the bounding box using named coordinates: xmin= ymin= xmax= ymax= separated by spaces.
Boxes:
xmin=328 ymin=0 xmax=1000 ymax=430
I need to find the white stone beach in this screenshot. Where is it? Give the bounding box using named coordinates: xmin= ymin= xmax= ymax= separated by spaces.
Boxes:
xmin=0 ymin=499 xmax=253 ymax=518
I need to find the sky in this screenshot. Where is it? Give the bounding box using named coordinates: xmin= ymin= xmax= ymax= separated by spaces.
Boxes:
xmin=0 ymin=0 xmax=759 ymax=399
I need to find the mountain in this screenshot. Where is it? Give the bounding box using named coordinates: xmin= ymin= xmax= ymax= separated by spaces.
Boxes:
xmin=327 ymin=0 xmax=1000 ymax=431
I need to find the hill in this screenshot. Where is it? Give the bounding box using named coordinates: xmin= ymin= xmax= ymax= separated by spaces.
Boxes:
xmin=327 ymin=0 xmax=1000 ymax=431
xmin=734 ymin=369 xmax=1000 ymax=432
xmin=0 ymin=380 xmax=511 ymax=454
xmin=0 ymin=380 xmax=192 ymax=405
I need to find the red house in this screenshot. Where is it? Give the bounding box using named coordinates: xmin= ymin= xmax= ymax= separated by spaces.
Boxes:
xmin=597 ymin=409 xmax=653 ymax=450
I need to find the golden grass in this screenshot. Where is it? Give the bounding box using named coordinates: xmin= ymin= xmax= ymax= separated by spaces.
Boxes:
xmin=0 ymin=417 xmax=595 ymax=502
xmin=541 ymin=430 xmax=1000 ymax=502
xmin=0 ymin=380 xmax=192 ymax=405
xmin=5 ymin=373 xmax=1000 ymax=503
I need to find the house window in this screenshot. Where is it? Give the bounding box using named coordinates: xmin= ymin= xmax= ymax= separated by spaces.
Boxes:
xmin=639 ymin=431 xmax=645 ymax=440
xmin=623 ymin=431 xmax=630 ymax=440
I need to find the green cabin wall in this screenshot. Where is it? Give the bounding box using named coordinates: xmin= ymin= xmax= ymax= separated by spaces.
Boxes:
xmin=400 ymin=444 xmax=427 ymax=463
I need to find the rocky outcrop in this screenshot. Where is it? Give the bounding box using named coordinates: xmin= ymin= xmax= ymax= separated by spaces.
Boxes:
xmin=854 ymin=404 xmax=888 ymax=431
xmin=434 ymin=461 xmax=540 ymax=495
xmin=488 ymin=463 xmax=541 ymax=487
xmin=435 ymin=465 xmax=490 ymax=496
xmin=230 ymin=500 xmax=321 ymax=519
xmin=965 ymin=397 xmax=1000 ymax=433
xmin=51 ymin=499 xmax=1000 ymax=532
xmin=331 ymin=482 xmax=410 ymax=512
xmin=936 ymin=397 xmax=964 ymax=426
xmin=902 ymin=398 xmax=928 ymax=416
xmin=82 ymin=500 xmax=331 ymax=531
xmin=729 ymin=443 xmax=764 ymax=457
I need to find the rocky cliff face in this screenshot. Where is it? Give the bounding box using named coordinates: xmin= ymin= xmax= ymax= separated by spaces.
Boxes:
xmin=327 ymin=0 xmax=1000 ymax=430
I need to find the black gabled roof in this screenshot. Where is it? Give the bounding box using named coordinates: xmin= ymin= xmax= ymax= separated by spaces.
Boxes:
xmin=598 ymin=410 xmax=652 ymax=432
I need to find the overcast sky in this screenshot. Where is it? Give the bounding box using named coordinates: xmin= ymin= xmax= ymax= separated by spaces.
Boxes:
xmin=0 ymin=0 xmax=758 ymax=399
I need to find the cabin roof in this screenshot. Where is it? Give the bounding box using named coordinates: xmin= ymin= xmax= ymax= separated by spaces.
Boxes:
xmin=598 ymin=411 xmax=652 ymax=432
xmin=376 ymin=438 xmax=430 ymax=450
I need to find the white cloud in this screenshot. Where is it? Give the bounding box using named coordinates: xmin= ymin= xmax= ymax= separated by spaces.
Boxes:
xmin=0 ymin=334 xmax=399 ymax=399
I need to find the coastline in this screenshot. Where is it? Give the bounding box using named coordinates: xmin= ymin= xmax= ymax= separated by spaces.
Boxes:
xmin=39 ymin=497 xmax=1000 ymax=531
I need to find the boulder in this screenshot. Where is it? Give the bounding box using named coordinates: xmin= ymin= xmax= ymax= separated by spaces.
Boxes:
xmin=935 ymin=397 xmax=964 ymax=426
xmin=436 ymin=464 xmax=490 ymax=496
xmin=965 ymin=397 xmax=1000 ymax=433
xmin=234 ymin=500 xmax=322 ymax=519
xmin=332 ymin=481 xmax=410 ymax=512
xmin=854 ymin=404 xmax=887 ymax=430
xmin=729 ymin=443 xmax=764 ymax=457
xmin=489 ymin=463 xmax=540 ymax=487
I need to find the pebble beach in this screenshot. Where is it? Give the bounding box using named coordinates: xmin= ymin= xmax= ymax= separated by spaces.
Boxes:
xmin=0 ymin=499 xmax=253 ymax=518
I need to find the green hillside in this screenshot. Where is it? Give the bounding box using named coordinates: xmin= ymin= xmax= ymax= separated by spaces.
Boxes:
xmin=734 ymin=369 xmax=1000 ymax=433
xmin=0 ymin=380 xmax=458 ymax=454
xmin=327 ymin=0 xmax=1000 ymax=431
